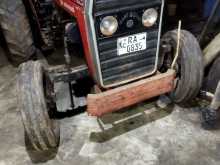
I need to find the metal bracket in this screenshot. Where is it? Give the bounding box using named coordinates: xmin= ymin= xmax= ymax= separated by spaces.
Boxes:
xmin=49 ymin=64 xmax=89 ymax=83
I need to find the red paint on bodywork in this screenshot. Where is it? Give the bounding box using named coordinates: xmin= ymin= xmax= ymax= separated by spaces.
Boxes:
xmin=55 ymin=0 xmax=95 ymax=76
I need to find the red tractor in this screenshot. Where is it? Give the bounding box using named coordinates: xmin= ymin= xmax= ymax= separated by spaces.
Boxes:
xmin=1 ymin=0 xmax=203 ymax=152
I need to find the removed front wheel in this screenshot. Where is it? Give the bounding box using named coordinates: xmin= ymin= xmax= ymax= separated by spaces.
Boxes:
xmin=18 ymin=61 xmax=59 ymax=151
xmin=161 ymin=30 xmax=204 ymax=104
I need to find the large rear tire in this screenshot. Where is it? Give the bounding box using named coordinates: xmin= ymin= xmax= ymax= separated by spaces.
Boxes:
xmin=0 ymin=0 xmax=36 ymax=65
xmin=18 ymin=61 xmax=60 ymax=151
xmin=162 ymin=30 xmax=204 ymax=104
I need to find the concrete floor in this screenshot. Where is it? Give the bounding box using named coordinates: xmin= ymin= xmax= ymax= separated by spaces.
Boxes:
xmin=1 ymin=47 xmax=220 ymax=165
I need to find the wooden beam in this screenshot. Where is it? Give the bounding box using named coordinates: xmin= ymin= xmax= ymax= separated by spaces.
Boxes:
xmin=87 ymin=69 xmax=175 ymax=117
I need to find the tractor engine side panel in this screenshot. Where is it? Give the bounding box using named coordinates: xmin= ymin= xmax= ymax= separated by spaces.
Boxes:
xmin=55 ymin=0 xmax=96 ymax=78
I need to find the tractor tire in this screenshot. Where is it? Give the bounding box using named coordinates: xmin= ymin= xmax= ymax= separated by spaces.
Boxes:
xmin=162 ymin=30 xmax=204 ymax=104
xmin=204 ymin=55 xmax=220 ymax=93
xmin=0 ymin=0 xmax=36 ymax=65
xmin=18 ymin=60 xmax=60 ymax=151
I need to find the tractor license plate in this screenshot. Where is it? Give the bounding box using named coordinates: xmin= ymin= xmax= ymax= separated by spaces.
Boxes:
xmin=117 ymin=33 xmax=147 ymax=56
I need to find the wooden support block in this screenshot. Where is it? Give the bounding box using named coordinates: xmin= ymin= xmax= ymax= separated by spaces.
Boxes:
xmin=87 ymin=70 xmax=176 ymax=117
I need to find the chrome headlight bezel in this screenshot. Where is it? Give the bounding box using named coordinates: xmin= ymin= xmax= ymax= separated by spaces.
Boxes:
xmin=142 ymin=8 xmax=158 ymax=27
xmin=100 ymin=16 xmax=118 ymax=36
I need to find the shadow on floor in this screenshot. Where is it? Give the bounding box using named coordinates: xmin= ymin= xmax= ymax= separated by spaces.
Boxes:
xmin=89 ymin=102 xmax=174 ymax=143
xmin=51 ymin=107 xmax=87 ymax=119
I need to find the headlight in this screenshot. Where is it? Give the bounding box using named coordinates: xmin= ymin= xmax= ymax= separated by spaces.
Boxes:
xmin=100 ymin=16 xmax=118 ymax=36
xmin=142 ymin=8 xmax=158 ymax=27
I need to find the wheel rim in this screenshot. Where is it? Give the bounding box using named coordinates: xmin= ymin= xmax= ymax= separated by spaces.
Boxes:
xmin=42 ymin=67 xmax=60 ymax=147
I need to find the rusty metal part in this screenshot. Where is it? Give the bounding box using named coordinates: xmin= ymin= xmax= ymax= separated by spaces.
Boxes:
xmin=87 ymin=69 xmax=175 ymax=117
xmin=48 ymin=65 xmax=89 ymax=83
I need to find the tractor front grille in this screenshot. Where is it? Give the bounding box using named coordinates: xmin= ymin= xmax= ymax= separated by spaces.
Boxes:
xmin=98 ymin=30 xmax=158 ymax=85
xmin=91 ymin=0 xmax=164 ymax=87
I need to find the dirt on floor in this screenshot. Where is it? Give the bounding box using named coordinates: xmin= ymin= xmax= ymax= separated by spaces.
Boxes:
xmin=1 ymin=47 xmax=220 ymax=165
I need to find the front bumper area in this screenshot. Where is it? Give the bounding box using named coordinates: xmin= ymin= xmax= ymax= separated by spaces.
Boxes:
xmin=87 ymin=69 xmax=175 ymax=117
